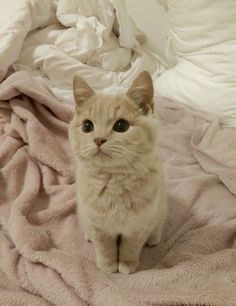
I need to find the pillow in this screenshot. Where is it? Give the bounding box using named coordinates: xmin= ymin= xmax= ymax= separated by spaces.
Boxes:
xmin=155 ymin=0 xmax=236 ymax=127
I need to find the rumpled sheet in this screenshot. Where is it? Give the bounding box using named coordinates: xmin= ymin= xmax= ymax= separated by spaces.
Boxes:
xmin=0 ymin=0 xmax=57 ymax=82
xmin=0 ymin=0 xmax=165 ymax=104
xmin=0 ymin=71 xmax=235 ymax=306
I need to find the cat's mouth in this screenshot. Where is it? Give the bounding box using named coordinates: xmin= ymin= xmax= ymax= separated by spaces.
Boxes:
xmin=95 ymin=149 xmax=111 ymax=158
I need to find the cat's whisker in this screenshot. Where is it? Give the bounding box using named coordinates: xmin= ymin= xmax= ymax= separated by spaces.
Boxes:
xmin=110 ymin=149 xmax=136 ymax=166
xmin=81 ymin=145 xmax=97 ymax=157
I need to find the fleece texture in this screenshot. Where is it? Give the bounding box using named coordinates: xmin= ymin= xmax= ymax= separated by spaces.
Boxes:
xmin=0 ymin=72 xmax=235 ymax=306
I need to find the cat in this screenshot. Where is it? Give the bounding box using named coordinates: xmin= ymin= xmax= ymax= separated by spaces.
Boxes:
xmin=69 ymin=71 xmax=168 ymax=274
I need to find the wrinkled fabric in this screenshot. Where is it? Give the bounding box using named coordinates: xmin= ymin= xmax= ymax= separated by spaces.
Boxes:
xmin=0 ymin=0 xmax=56 ymax=82
xmin=11 ymin=0 xmax=165 ymax=103
xmin=156 ymin=0 xmax=236 ymax=127
xmin=0 ymin=72 xmax=235 ymax=306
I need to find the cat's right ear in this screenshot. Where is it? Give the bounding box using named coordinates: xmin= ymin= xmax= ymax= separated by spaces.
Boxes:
xmin=73 ymin=75 xmax=95 ymax=107
xmin=127 ymin=71 xmax=154 ymax=115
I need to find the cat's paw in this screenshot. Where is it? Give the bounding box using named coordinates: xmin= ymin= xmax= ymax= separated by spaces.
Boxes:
xmin=118 ymin=261 xmax=139 ymax=274
xmin=84 ymin=233 xmax=92 ymax=243
xmin=146 ymin=232 xmax=161 ymax=247
xmin=96 ymin=259 xmax=118 ymax=274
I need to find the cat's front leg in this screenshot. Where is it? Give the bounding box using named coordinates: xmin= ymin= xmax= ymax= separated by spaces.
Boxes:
xmin=146 ymin=228 xmax=162 ymax=246
xmin=147 ymin=194 xmax=168 ymax=247
xmin=93 ymin=233 xmax=118 ymax=274
xmin=119 ymin=235 xmax=145 ymax=274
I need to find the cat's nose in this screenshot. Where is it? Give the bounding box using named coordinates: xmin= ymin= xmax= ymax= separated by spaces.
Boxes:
xmin=94 ymin=138 xmax=107 ymax=147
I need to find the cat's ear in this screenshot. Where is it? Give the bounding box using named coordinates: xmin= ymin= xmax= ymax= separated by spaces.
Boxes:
xmin=127 ymin=71 xmax=154 ymax=114
xmin=73 ymin=75 xmax=95 ymax=107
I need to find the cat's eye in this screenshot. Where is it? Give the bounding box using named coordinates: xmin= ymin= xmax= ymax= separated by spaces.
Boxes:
xmin=82 ymin=120 xmax=94 ymax=133
xmin=113 ymin=119 xmax=130 ymax=133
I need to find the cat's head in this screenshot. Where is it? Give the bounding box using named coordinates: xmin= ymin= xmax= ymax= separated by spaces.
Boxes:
xmin=69 ymin=71 xmax=158 ymax=169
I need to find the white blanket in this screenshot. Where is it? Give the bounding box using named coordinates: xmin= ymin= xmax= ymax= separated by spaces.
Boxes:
xmin=1 ymin=0 xmax=165 ymax=104
xmin=1 ymin=0 xmax=236 ymax=128
xmin=0 ymin=0 xmax=57 ymax=80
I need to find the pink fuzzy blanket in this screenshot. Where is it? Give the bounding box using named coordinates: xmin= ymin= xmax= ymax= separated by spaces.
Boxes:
xmin=0 ymin=72 xmax=235 ymax=306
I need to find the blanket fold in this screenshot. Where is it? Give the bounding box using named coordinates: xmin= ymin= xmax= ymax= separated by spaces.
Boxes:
xmin=0 ymin=72 xmax=235 ymax=306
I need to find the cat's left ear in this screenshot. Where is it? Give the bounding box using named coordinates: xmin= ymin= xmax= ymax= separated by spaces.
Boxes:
xmin=73 ymin=75 xmax=95 ymax=107
xmin=127 ymin=71 xmax=154 ymax=114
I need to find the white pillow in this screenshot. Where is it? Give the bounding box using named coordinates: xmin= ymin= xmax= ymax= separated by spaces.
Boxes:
xmin=155 ymin=0 xmax=236 ymax=127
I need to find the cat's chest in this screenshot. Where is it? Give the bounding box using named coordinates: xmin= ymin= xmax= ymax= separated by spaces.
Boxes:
xmin=77 ymin=168 xmax=160 ymax=234
xmin=77 ymin=169 xmax=157 ymax=210
xmin=82 ymin=173 xmax=135 ymax=202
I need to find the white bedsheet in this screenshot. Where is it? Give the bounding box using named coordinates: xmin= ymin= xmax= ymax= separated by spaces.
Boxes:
xmin=1 ymin=0 xmax=165 ymax=104
xmin=0 ymin=0 xmax=57 ymax=81
xmin=1 ymin=0 xmax=236 ymax=127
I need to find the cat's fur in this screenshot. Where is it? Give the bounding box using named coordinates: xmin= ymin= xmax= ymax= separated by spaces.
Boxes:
xmin=69 ymin=71 xmax=168 ymax=274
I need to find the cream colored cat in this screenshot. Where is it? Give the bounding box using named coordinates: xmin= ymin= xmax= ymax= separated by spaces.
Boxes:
xmin=69 ymin=71 xmax=168 ymax=274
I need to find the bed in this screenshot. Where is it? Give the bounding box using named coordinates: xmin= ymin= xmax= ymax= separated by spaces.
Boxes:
xmin=0 ymin=1 xmax=235 ymax=305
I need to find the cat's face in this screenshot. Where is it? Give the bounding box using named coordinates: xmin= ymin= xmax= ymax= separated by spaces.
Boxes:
xmin=69 ymin=71 xmax=158 ymax=169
